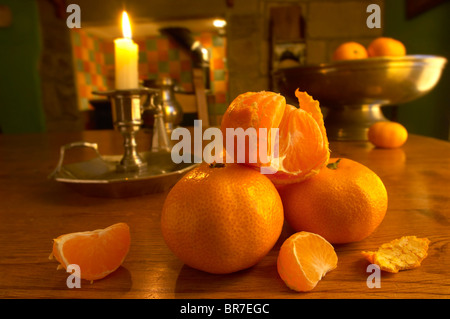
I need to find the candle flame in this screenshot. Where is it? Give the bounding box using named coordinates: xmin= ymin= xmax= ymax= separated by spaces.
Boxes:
xmin=121 ymin=11 xmax=132 ymax=39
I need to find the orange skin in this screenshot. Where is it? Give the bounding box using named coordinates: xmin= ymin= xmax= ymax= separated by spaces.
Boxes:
xmin=362 ymin=236 xmax=430 ymax=273
xmin=161 ymin=163 xmax=284 ymax=274
xmin=368 ymin=121 xmax=408 ymax=149
xmin=278 ymin=158 xmax=388 ymax=244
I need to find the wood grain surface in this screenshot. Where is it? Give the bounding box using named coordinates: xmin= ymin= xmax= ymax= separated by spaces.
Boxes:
xmin=0 ymin=130 xmax=449 ymax=299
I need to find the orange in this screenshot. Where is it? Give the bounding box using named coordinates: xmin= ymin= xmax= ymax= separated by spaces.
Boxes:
xmin=279 ymin=158 xmax=388 ymax=244
xmin=277 ymin=231 xmax=338 ymax=292
xmin=332 ymin=41 xmax=368 ymax=61
xmin=367 ymin=37 xmax=406 ymax=57
xmin=368 ymin=121 xmax=408 ymax=148
xmin=220 ymin=91 xmax=286 ymax=168
xmin=220 ymin=90 xmax=329 ymax=185
xmin=161 ymin=163 xmax=284 ymax=274
xmin=50 ymin=222 xmax=130 ymax=281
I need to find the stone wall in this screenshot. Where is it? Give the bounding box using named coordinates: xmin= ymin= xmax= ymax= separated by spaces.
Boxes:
xmin=225 ymin=0 xmax=384 ymax=99
xmin=306 ymin=0 xmax=384 ymax=63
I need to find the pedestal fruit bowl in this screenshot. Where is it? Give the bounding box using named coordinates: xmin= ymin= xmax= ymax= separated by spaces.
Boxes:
xmin=273 ymin=55 xmax=447 ymax=140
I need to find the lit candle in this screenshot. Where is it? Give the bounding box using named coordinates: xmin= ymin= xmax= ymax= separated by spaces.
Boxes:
xmin=114 ymin=11 xmax=138 ymax=89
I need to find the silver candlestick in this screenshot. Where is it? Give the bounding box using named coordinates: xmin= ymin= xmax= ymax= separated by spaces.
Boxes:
xmin=93 ymin=87 xmax=168 ymax=173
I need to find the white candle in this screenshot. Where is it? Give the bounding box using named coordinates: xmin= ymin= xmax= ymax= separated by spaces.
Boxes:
xmin=114 ymin=11 xmax=138 ymax=90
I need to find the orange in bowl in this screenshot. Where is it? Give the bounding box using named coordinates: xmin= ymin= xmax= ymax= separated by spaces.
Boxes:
xmin=332 ymin=41 xmax=368 ymax=61
xmin=367 ymin=37 xmax=406 ymax=57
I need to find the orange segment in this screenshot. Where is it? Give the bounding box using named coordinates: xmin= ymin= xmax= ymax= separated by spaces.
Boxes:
xmin=271 ymin=91 xmax=329 ymax=184
xmin=277 ymin=104 xmax=323 ymax=173
xmin=277 ymin=232 xmax=338 ymax=292
xmin=50 ymin=222 xmax=131 ymax=281
xmin=220 ymin=90 xmax=329 ymax=185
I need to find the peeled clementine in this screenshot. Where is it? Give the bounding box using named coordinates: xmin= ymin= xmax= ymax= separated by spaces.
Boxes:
xmin=220 ymin=91 xmax=286 ymax=168
xmin=367 ymin=37 xmax=406 ymax=57
xmin=368 ymin=121 xmax=408 ymax=149
xmin=279 ymin=158 xmax=388 ymax=244
xmin=161 ymin=163 xmax=284 ymax=274
xmin=220 ymin=90 xmax=329 ymax=185
xmin=277 ymin=231 xmax=338 ymax=292
xmin=50 ymin=222 xmax=131 ymax=281
xmin=332 ymin=41 xmax=368 ymax=61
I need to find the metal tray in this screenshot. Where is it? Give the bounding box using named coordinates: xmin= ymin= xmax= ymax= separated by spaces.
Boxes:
xmin=49 ymin=141 xmax=197 ymax=198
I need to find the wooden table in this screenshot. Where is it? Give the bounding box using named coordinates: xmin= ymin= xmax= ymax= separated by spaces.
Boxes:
xmin=1 ymin=130 xmax=449 ymax=300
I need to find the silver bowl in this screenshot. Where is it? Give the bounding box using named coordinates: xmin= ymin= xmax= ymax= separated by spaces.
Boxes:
xmin=273 ymin=55 xmax=447 ymax=140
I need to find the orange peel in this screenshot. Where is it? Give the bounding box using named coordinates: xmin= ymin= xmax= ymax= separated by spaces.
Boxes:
xmin=362 ymin=236 xmax=430 ymax=273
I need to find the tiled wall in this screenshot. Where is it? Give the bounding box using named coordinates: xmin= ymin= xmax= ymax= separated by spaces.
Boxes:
xmin=71 ymin=28 xmax=228 ymax=125
xmin=71 ymin=29 xmax=109 ymax=111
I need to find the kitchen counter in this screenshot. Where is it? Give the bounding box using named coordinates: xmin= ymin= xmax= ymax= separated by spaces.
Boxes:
xmin=0 ymin=129 xmax=449 ymax=299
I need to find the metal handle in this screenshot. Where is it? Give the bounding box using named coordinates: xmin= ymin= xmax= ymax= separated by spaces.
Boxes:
xmin=48 ymin=141 xmax=101 ymax=179
xmin=141 ymin=89 xmax=162 ymax=114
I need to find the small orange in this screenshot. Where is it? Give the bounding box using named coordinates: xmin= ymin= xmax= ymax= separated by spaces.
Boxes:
xmin=277 ymin=232 xmax=338 ymax=292
xmin=332 ymin=41 xmax=368 ymax=61
xmin=367 ymin=37 xmax=406 ymax=57
xmin=161 ymin=163 xmax=284 ymax=274
xmin=50 ymin=223 xmax=131 ymax=281
xmin=220 ymin=90 xmax=329 ymax=185
xmin=279 ymin=158 xmax=388 ymax=244
xmin=368 ymin=121 xmax=408 ymax=149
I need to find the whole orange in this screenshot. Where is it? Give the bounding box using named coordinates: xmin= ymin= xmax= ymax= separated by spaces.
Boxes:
xmin=278 ymin=158 xmax=388 ymax=244
xmin=367 ymin=37 xmax=406 ymax=57
xmin=368 ymin=121 xmax=408 ymax=149
xmin=161 ymin=163 xmax=284 ymax=274
xmin=332 ymin=42 xmax=368 ymax=61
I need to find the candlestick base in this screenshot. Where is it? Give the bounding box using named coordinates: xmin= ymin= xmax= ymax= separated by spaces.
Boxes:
xmin=116 ymin=127 xmax=147 ymax=173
